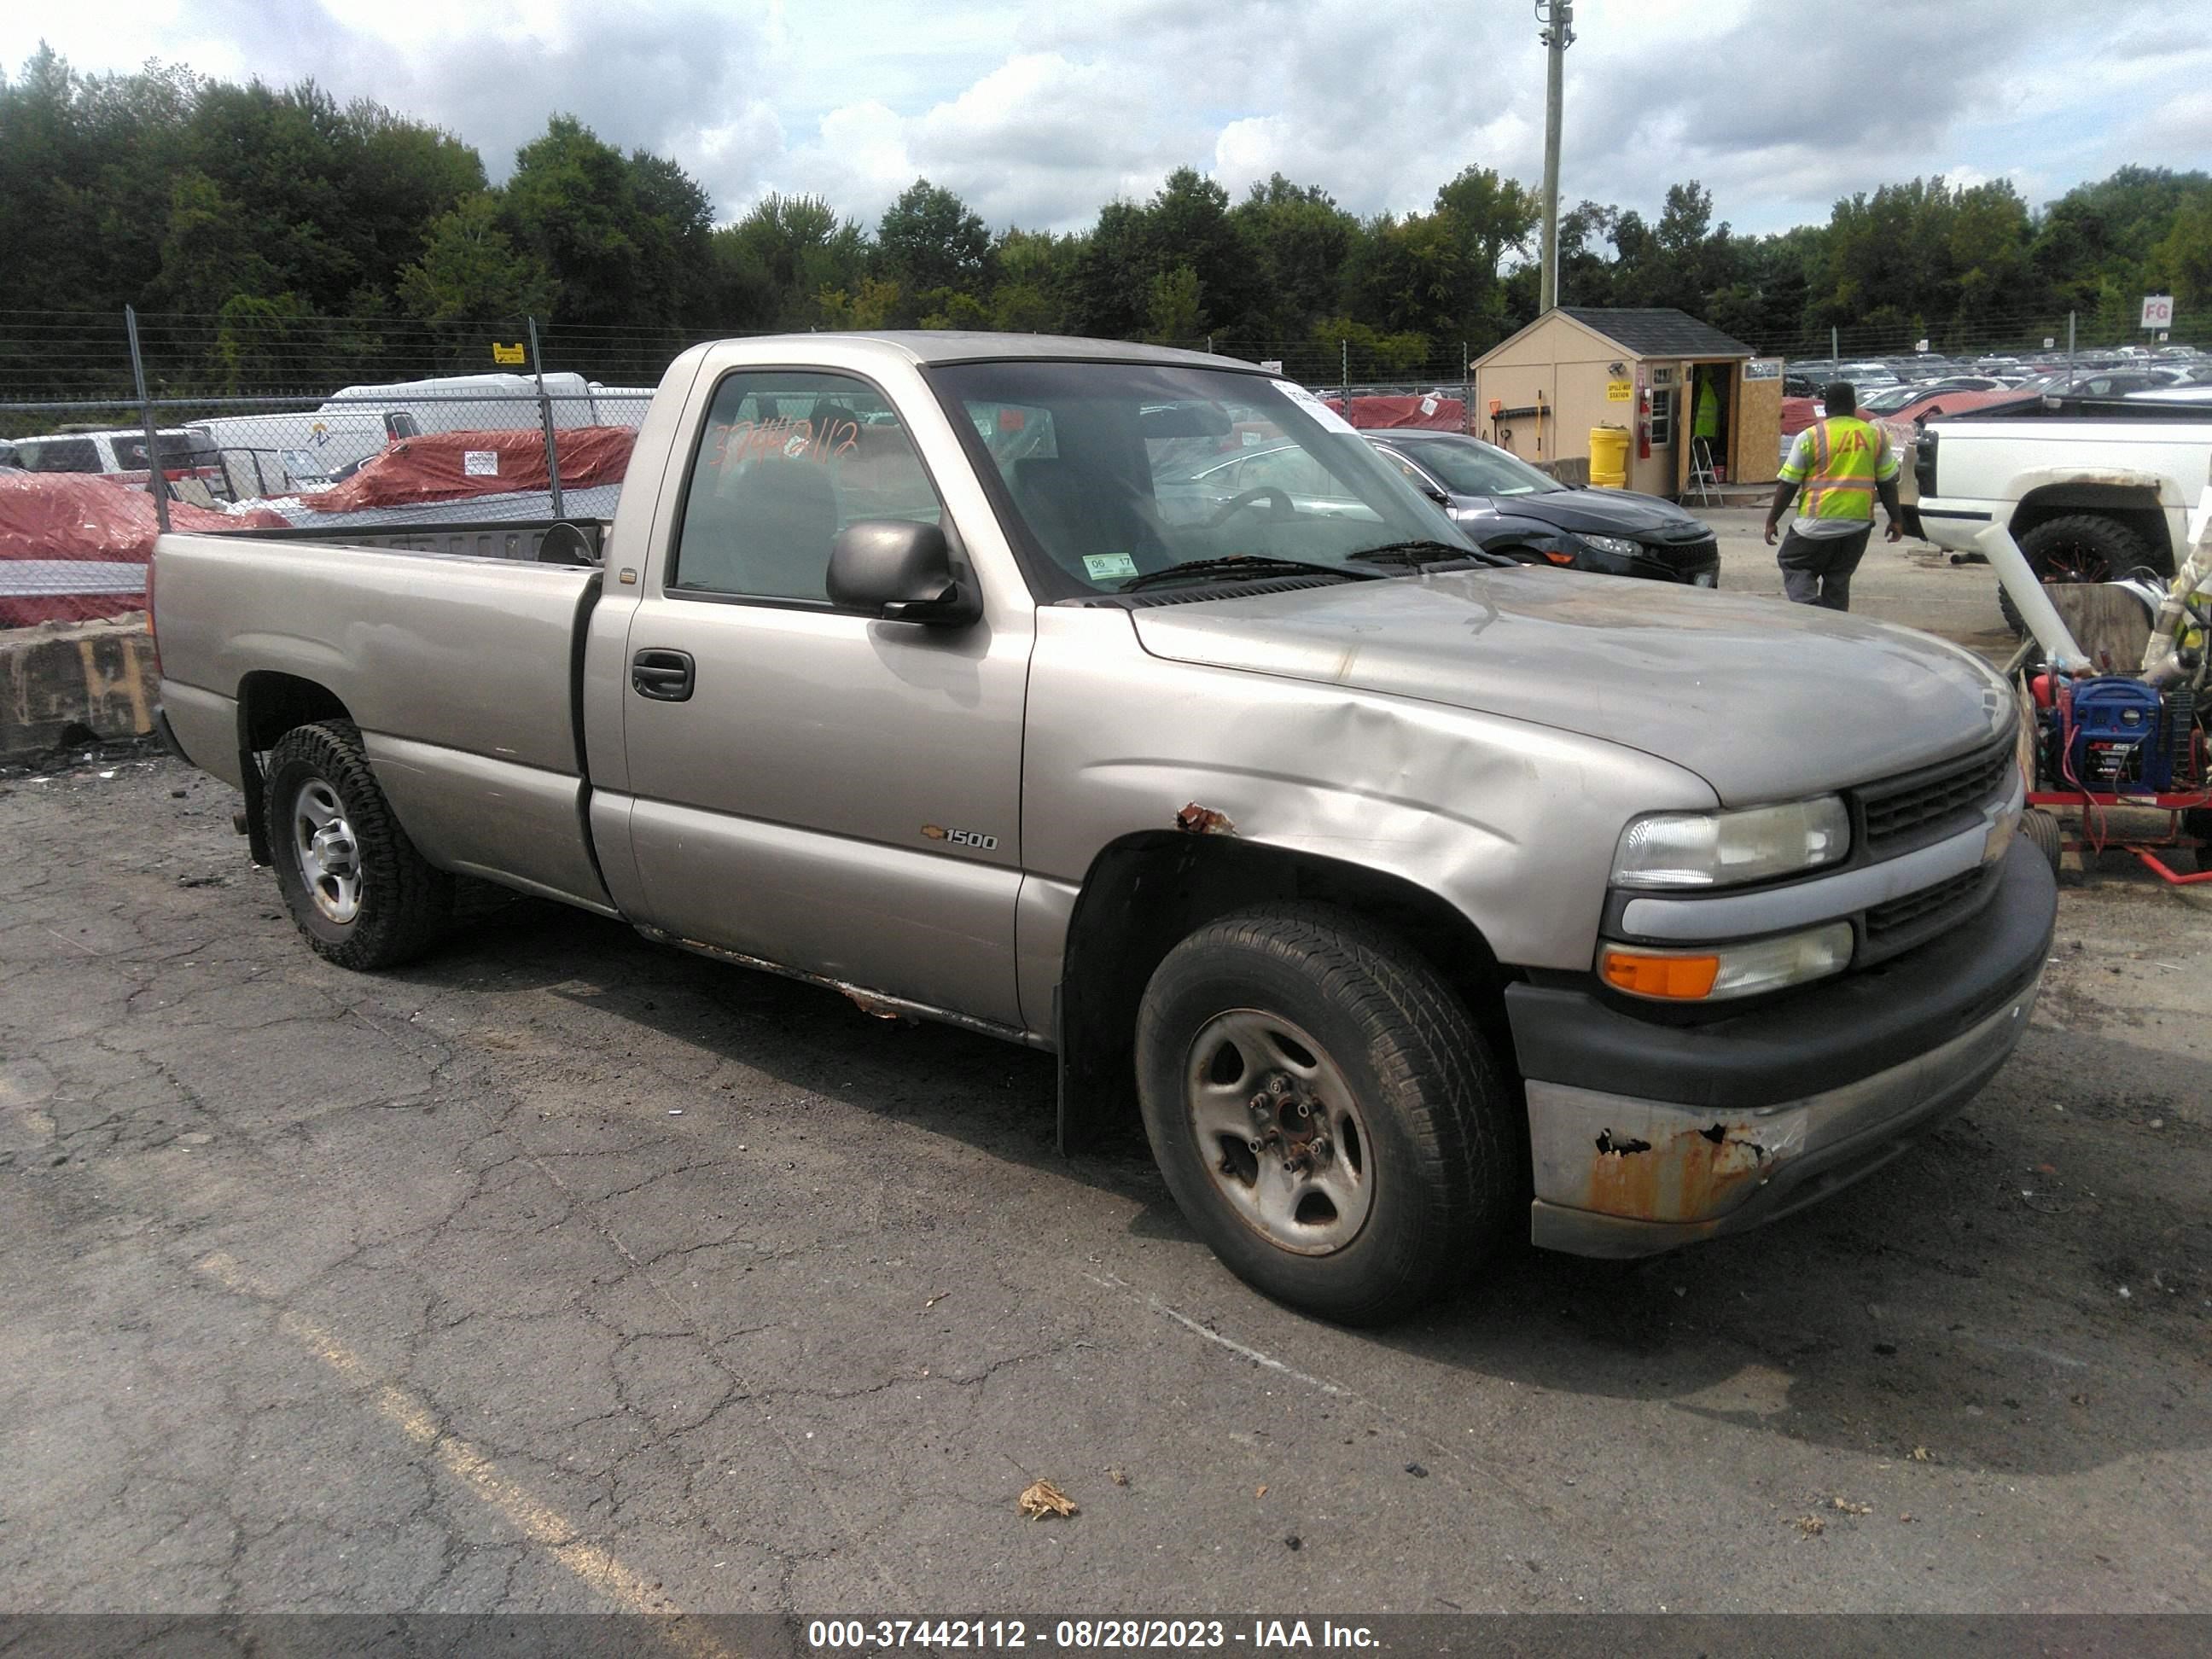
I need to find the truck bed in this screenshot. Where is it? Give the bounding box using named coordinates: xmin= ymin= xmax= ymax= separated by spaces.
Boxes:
xmin=225 ymin=518 xmax=607 ymax=563
xmin=153 ymin=527 xmax=614 ymax=914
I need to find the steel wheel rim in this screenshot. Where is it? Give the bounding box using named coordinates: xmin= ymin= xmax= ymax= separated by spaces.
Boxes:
xmin=1183 ymin=1008 xmax=1375 ymax=1255
xmin=291 ymin=776 xmax=363 ymax=925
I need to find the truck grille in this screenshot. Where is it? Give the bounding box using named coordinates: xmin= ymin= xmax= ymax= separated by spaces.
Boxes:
xmin=1865 ymin=866 xmax=1987 ymax=939
xmin=1857 ymin=743 xmax=2015 ymax=852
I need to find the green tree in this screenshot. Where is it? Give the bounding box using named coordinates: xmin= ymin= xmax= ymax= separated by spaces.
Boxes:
xmin=983 ymin=228 xmax=1076 ymax=333
xmin=1232 ymin=174 xmax=1360 ymax=336
xmin=876 ymin=178 xmax=991 ymax=317
xmin=399 ymin=192 xmax=559 ymax=322
xmin=502 ymin=114 xmax=713 ymax=331
xmin=2152 ymin=195 xmax=2212 ymax=315
xmin=713 ymin=192 xmax=870 ymax=329
xmin=818 ymin=275 xmax=903 ymax=329
xmin=1144 ymin=265 xmax=1205 ymax=342
xmin=151 ymin=168 xmax=279 ymax=312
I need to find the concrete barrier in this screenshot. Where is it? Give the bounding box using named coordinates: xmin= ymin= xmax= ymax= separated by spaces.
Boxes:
xmin=1 ymin=615 xmax=158 ymax=761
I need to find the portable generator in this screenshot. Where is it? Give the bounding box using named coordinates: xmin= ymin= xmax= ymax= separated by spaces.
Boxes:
xmin=2047 ymin=676 xmax=2192 ymax=795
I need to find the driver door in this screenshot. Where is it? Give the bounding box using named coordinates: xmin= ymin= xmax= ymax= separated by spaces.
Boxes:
xmin=616 ymin=368 xmax=1033 ymax=1027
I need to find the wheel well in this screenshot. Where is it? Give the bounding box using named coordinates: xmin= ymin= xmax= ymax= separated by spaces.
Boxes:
xmin=1054 ymin=833 xmax=1515 ymax=1151
xmin=2010 ymin=487 xmax=2174 ymax=575
xmin=234 ymin=673 xmax=354 ymax=867
xmin=238 ymin=672 xmax=352 ymax=751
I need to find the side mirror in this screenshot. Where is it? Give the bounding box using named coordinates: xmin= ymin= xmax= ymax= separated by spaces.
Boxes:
xmin=826 ymin=519 xmax=981 ymax=626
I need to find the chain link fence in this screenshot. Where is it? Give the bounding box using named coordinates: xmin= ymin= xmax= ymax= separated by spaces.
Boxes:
xmin=0 ymin=310 xmax=678 ymax=625
xmin=3 ymin=305 xmax=2206 ymax=626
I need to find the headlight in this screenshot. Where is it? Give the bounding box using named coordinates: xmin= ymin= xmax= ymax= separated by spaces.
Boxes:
xmin=1599 ymin=921 xmax=1854 ymax=1002
xmin=1578 ymin=533 xmax=1640 ymax=557
xmin=1613 ymin=796 xmax=1851 ymax=889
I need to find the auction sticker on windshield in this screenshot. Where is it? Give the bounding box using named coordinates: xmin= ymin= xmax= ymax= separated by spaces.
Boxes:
xmin=1083 ymin=552 xmax=1139 ymax=581
xmin=1272 ymin=380 xmax=1357 ymax=435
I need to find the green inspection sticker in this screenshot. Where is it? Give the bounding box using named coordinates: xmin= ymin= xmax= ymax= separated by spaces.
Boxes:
xmin=1082 ymin=552 xmax=1140 ymax=580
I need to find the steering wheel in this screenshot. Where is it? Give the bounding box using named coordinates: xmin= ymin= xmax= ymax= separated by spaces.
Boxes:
xmin=1205 ymin=485 xmax=1296 ymax=528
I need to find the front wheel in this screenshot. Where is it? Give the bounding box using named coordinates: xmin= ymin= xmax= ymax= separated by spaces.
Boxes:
xmin=265 ymin=720 xmax=451 ymax=969
xmin=1135 ymin=904 xmax=1519 ymax=1325
xmin=1998 ymin=514 xmax=2158 ymax=635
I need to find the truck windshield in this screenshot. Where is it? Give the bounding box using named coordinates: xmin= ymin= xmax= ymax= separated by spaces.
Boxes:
xmin=928 ymin=359 xmax=1476 ymax=597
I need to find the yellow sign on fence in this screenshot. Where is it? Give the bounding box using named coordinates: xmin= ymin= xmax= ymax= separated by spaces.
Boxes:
xmin=492 ymin=342 xmax=526 ymax=365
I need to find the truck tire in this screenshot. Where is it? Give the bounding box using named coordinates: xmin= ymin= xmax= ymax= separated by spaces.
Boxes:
xmin=2020 ymin=806 xmax=2064 ymax=876
xmin=264 ymin=720 xmax=451 ymax=970
xmin=1134 ymin=903 xmax=1518 ymax=1325
xmin=1998 ymin=515 xmax=2158 ymax=635
xmin=2184 ymin=807 xmax=2212 ymax=875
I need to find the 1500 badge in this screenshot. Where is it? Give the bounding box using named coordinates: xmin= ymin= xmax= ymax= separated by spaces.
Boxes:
xmin=921 ymin=824 xmax=999 ymax=851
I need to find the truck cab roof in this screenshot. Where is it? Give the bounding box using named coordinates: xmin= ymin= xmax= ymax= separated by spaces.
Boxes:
xmin=712 ymin=331 xmax=1262 ymax=373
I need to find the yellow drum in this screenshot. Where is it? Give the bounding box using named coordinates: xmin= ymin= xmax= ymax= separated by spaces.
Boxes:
xmin=1589 ymin=425 xmax=1630 ymax=490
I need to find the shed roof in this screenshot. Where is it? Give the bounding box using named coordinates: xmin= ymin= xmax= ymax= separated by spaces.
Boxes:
xmin=1558 ymin=307 xmax=1754 ymax=358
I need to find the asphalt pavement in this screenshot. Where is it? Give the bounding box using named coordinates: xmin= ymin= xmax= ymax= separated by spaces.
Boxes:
xmin=1 ymin=530 xmax=2206 ymax=1619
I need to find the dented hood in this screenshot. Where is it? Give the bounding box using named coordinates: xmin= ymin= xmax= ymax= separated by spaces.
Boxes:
xmin=1129 ymin=568 xmax=2013 ymax=803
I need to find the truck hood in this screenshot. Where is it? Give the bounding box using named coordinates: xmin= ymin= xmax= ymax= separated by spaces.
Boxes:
xmin=1129 ymin=568 xmax=2013 ymax=802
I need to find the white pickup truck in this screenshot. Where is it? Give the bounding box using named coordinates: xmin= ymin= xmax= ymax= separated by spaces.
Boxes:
xmin=1912 ymin=396 xmax=2212 ymax=625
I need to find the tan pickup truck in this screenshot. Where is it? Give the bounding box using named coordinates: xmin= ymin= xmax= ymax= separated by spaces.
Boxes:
xmin=153 ymin=333 xmax=2054 ymax=1323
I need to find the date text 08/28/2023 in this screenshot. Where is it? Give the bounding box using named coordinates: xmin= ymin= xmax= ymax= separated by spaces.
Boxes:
xmin=806 ymin=1621 xmax=1378 ymax=1651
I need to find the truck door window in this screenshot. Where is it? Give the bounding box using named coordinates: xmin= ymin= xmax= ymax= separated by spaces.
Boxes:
xmin=672 ymin=371 xmax=944 ymax=603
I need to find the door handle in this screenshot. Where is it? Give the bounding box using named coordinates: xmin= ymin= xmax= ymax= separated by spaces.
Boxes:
xmin=631 ymin=649 xmax=695 ymax=701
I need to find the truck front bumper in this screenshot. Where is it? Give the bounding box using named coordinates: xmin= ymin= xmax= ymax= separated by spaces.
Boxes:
xmin=1505 ymin=839 xmax=2056 ymax=1259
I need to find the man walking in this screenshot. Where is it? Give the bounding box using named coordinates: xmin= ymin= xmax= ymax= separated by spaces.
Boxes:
xmin=1762 ymin=381 xmax=1903 ymax=610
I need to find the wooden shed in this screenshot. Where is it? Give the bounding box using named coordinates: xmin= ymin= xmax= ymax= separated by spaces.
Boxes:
xmin=1472 ymin=307 xmax=1783 ymax=498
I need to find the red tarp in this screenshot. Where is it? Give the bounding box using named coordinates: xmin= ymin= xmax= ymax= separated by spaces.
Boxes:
xmin=303 ymin=425 xmax=636 ymax=513
xmin=0 ymin=473 xmax=285 ymax=628
xmin=1322 ymin=394 xmax=1469 ymax=431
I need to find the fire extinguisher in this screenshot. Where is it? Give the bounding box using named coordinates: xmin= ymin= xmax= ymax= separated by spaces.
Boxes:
xmin=1636 ymin=386 xmax=1652 ymax=459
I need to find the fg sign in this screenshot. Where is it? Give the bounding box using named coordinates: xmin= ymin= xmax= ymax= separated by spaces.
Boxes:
xmin=2141 ymin=294 xmax=2175 ymax=329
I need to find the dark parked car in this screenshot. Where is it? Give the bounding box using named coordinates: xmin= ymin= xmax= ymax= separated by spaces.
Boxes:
xmin=1364 ymin=430 xmax=1720 ymax=585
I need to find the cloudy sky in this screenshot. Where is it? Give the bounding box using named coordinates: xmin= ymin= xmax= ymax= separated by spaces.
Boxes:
xmin=9 ymin=0 xmax=2211 ymax=238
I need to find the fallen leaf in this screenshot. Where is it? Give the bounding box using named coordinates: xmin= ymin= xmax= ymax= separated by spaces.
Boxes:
xmin=1018 ymin=1479 xmax=1078 ymax=1520
xmin=1831 ymin=1499 xmax=1871 ymax=1516
xmin=923 ymin=1293 xmax=949 ymax=1308
xmin=1900 ymin=1513 xmax=1917 ymax=1523
xmin=1910 ymin=1447 xmax=1933 ymax=1462
xmin=1107 ymin=1468 xmax=1129 ymax=1487
xmin=1255 ymin=1484 xmax=1267 ymax=1499
xmin=1793 ymin=1516 xmax=1826 ymax=1538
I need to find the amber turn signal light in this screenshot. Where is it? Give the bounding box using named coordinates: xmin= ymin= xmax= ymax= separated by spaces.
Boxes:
xmin=1599 ymin=948 xmax=1721 ymax=999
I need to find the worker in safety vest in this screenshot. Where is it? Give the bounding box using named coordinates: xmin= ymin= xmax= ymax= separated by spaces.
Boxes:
xmin=1761 ymin=381 xmax=1903 ymax=611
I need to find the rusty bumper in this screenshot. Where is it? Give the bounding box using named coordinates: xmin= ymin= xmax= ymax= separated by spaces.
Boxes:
xmin=1510 ymin=837 xmax=2055 ymax=1259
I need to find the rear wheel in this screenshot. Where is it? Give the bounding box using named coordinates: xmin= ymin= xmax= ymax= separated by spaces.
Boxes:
xmin=1134 ymin=904 xmax=1518 ymax=1325
xmin=1999 ymin=515 xmax=2158 ymax=635
xmin=265 ymin=720 xmax=451 ymax=969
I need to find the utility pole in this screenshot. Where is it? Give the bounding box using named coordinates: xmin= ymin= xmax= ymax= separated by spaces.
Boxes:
xmin=1535 ymin=1 xmax=1576 ymax=314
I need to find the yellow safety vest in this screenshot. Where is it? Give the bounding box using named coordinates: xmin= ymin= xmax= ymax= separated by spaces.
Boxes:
xmin=1778 ymin=415 xmax=1899 ymax=522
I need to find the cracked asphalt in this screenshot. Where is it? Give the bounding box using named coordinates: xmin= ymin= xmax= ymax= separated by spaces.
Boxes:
xmin=1 ymin=533 xmax=2206 ymax=1616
